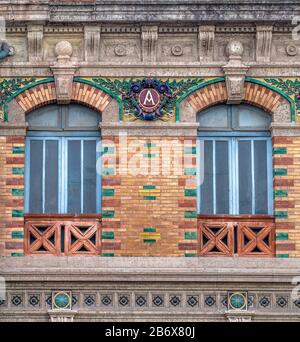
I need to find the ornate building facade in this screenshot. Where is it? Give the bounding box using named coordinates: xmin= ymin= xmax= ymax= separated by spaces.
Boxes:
xmin=1 ymin=0 xmax=300 ymax=321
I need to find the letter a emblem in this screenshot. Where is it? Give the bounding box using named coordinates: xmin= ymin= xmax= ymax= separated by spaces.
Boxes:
xmin=143 ymin=90 xmax=155 ymax=106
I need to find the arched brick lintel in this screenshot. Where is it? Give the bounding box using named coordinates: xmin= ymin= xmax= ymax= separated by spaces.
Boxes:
xmin=15 ymin=81 xmax=113 ymax=114
xmin=185 ymin=81 xmax=286 ymax=115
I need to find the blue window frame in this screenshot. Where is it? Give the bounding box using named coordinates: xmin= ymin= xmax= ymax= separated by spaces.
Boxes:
xmin=197 ymin=104 xmax=273 ymax=215
xmin=25 ymin=104 xmax=101 ymax=214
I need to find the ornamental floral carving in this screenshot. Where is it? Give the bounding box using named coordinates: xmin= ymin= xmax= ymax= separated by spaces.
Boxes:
xmin=0 ymin=77 xmax=37 ymax=121
xmin=265 ymin=78 xmax=300 ymax=114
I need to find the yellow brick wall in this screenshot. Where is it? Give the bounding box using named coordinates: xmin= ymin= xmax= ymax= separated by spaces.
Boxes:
xmin=273 ymin=137 xmax=300 ymax=258
xmin=0 ymin=136 xmax=25 ymax=257
xmin=101 ymin=136 xmax=198 ymax=257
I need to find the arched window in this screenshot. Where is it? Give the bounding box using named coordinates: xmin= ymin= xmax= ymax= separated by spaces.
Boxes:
xmin=197 ymin=104 xmax=273 ymax=215
xmin=25 ymin=104 xmax=101 ymax=214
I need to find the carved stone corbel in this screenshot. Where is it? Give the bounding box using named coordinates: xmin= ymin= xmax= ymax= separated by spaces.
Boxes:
xmin=50 ymin=41 xmax=77 ymax=104
xmin=141 ymin=26 xmax=158 ymax=63
xmin=256 ymin=25 xmax=273 ymax=63
xmin=27 ymin=24 xmax=44 ymax=62
xmin=84 ymin=25 xmax=101 ymax=62
xmin=222 ymin=40 xmax=249 ymax=104
xmin=48 ymin=310 xmax=77 ymax=322
xmin=198 ymin=25 xmax=215 ymax=62
xmin=225 ymin=311 xmax=254 ymax=322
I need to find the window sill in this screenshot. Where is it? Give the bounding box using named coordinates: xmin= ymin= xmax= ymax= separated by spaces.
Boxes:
xmin=198 ymin=214 xmax=274 ymax=222
xmin=24 ymin=213 xmax=101 ymax=222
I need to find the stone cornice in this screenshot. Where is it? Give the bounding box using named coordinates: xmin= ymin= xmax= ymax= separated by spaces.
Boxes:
xmin=0 ymin=1 xmax=299 ymax=24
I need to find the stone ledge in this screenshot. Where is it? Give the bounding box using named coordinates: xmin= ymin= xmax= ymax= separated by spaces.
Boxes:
xmin=1 ymin=257 xmax=300 ymax=283
xmin=271 ymin=122 xmax=300 ymax=136
xmin=100 ymin=122 xmax=199 ymax=136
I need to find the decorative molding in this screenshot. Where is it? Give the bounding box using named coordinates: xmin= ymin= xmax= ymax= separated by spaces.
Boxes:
xmin=256 ymin=25 xmax=273 ymax=63
xmin=84 ymin=25 xmax=101 ymax=62
xmin=27 ymin=25 xmax=43 ymax=62
xmin=215 ymin=26 xmax=256 ymax=33
xmin=5 ymin=27 xmax=27 ymax=33
xmin=1 ymin=76 xmax=295 ymax=124
xmin=101 ymin=26 xmax=140 ymax=33
xmin=44 ymin=27 xmax=83 ymax=33
xmin=141 ymin=26 xmax=158 ymax=63
xmin=159 ymin=27 xmax=197 ymax=33
xmin=273 ymin=27 xmax=294 ymax=33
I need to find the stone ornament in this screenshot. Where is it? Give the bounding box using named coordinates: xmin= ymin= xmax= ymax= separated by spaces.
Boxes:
xmin=286 ymin=44 xmax=298 ymax=56
xmin=171 ymin=45 xmax=183 ymax=56
xmin=54 ymin=40 xmax=73 ymax=61
xmin=228 ymin=292 xmax=248 ymax=311
xmin=51 ymin=41 xmax=77 ymax=104
xmin=226 ymin=40 xmax=244 ymax=58
xmin=52 ymin=291 xmax=72 ymax=310
xmin=114 ymin=45 xmax=127 ymax=57
xmin=222 ymin=40 xmax=249 ymax=104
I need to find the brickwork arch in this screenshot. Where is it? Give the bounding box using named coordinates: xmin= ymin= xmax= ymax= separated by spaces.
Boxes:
xmin=15 ymin=81 xmax=113 ymax=114
xmin=181 ymin=80 xmax=291 ymax=123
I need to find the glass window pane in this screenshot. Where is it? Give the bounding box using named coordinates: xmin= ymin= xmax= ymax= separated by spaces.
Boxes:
xmin=198 ymin=105 xmax=229 ymax=128
xmin=238 ymin=105 xmax=271 ymax=129
xmin=254 ymin=140 xmax=269 ymax=214
xmin=67 ymin=140 xmax=81 ymax=213
xmin=27 ymin=105 xmax=60 ymax=129
xmin=215 ymin=141 xmax=229 ymax=214
xmin=29 ymin=140 xmax=43 ymax=213
xmin=44 ymin=140 xmax=59 ymax=213
xmin=238 ymin=140 xmax=253 ymax=214
xmin=200 ymin=141 xmax=214 ymax=214
xmin=83 ymin=140 xmax=97 ymax=213
xmin=66 ymin=104 xmax=99 ymax=129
